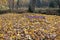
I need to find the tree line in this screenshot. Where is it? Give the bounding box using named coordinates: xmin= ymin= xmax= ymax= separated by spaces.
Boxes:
xmin=8 ymin=0 xmax=60 ymax=13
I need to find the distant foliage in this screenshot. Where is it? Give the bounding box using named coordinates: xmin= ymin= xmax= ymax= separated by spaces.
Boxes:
xmin=49 ymin=1 xmax=55 ymax=8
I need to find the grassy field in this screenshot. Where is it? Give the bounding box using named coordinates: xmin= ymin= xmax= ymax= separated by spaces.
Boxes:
xmin=0 ymin=13 xmax=60 ymax=40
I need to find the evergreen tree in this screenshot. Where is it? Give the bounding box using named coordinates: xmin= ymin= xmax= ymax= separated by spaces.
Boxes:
xmin=49 ymin=1 xmax=55 ymax=8
xmin=16 ymin=0 xmax=20 ymax=9
xmin=36 ymin=0 xmax=41 ymax=8
xmin=28 ymin=0 xmax=36 ymax=12
xmin=55 ymin=0 xmax=60 ymax=13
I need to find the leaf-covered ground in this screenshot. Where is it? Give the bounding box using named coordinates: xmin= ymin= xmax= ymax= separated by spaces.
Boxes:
xmin=0 ymin=13 xmax=60 ymax=40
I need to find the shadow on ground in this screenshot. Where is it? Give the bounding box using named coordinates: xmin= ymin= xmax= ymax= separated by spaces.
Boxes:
xmin=0 ymin=10 xmax=60 ymax=16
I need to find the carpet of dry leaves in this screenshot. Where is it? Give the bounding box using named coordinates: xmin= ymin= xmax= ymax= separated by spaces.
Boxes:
xmin=0 ymin=13 xmax=60 ymax=40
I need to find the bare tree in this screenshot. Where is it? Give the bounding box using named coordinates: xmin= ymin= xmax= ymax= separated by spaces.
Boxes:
xmin=8 ymin=0 xmax=14 ymax=10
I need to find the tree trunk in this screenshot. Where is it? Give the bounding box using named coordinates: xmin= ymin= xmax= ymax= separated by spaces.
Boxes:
xmin=8 ymin=0 xmax=14 ymax=11
xmin=28 ymin=0 xmax=36 ymax=12
xmin=16 ymin=0 xmax=20 ymax=10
